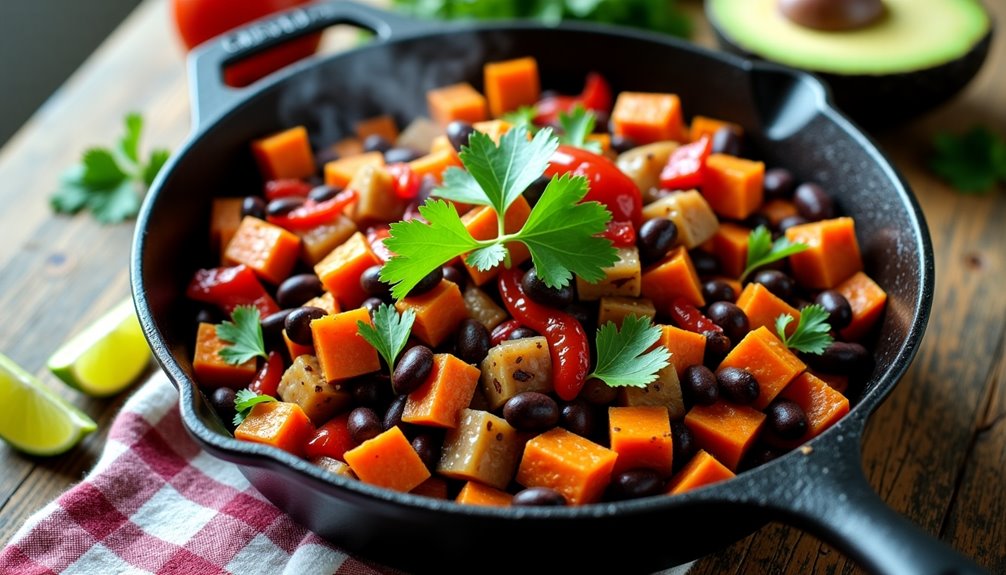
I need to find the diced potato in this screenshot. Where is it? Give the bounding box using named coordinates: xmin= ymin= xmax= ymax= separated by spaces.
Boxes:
xmin=396 ymin=117 xmax=441 ymax=154
xmin=576 ymin=247 xmax=641 ymax=301
xmin=277 ymin=355 xmax=351 ymax=425
xmin=438 ymin=409 xmax=521 ymax=489
xmin=481 ymin=336 xmax=552 ymax=409
xmin=303 ymin=291 xmax=339 ymax=315
xmin=616 ymin=140 xmax=680 ymax=197
xmin=618 ymin=363 xmax=685 ymax=420
xmin=641 ymin=190 xmax=719 ymax=249
xmin=349 ymin=164 xmax=405 ymax=224
xmin=311 ymin=456 xmax=356 ymax=478
xmin=463 ymin=285 xmax=508 ymax=330
xmin=296 ymin=215 xmax=357 ymax=265
xmin=597 ymin=297 xmax=656 ymax=328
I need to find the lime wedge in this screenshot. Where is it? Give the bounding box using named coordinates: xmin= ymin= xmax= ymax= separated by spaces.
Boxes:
xmin=47 ymin=299 xmax=152 ymax=397
xmin=0 ymin=353 xmax=97 ymax=456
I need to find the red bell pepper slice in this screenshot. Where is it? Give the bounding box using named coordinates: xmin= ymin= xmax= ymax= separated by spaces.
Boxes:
xmin=534 ymin=72 xmax=612 ymax=126
xmin=264 ymin=178 xmax=313 ymax=201
xmin=186 ymin=264 xmax=280 ymax=318
xmin=266 ymin=189 xmax=357 ymax=231
xmin=669 ymin=297 xmax=723 ymax=335
xmin=387 ymin=163 xmax=422 ymax=200
xmin=489 ymin=319 xmax=523 ymax=347
xmin=248 ymin=351 xmax=285 ymax=397
xmin=546 ymin=145 xmax=642 ymax=226
xmin=599 ymin=220 xmax=636 ymax=247
xmin=304 ymin=412 xmax=356 ymax=462
xmin=659 ymin=136 xmax=712 ymax=191
xmin=366 ymin=225 xmax=395 ymax=263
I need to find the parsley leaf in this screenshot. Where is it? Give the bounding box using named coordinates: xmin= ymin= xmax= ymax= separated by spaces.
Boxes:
xmin=590 ymin=315 xmax=671 ymax=388
xmin=356 ymin=303 xmax=416 ymax=373
xmin=740 ymin=226 xmax=807 ymax=281
xmin=930 ymin=127 xmax=1006 ymax=194
xmin=557 ymin=105 xmax=602 ymax=153
xmin=776 ymin=304 xmax=833 ymax=355
xmin=232 ymin=389 xmax=277 ymax=426
xmin=216 ymin=306 xmax=268 ymax=365
xmin=50 ymin=113 xmax=170 ymax=224
xmin=502 ymin=106 xmax=537 ymax=131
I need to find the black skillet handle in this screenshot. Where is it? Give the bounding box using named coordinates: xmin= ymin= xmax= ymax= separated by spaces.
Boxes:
xmin=762 ymin=416 xmax=987 ymax=575
xmin=187 ymin=1 xmax=434 ymax=128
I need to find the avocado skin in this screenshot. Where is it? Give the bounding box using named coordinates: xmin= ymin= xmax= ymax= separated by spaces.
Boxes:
xmin=710 ymin=22 xmax=993 ymax=129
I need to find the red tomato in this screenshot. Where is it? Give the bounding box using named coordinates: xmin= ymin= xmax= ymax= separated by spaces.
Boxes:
xmin=659 ymin=136 xmax=712 ymax=191
xmin=599 ymin=220 xmax=636 ymax=247
xmin=248 ymin=351 xmax=285 ymax=397
xmin=171 ymin=0 xmax=321 ymax=87
xmin=534 ymin=72 xmax=612 ymax=126
xmin=546 ymin=145 xmax=642 ymax=226
xmin=304 ymin=413 xmax=356 ymax=462
xmin=264 ymin=178 xmax=313 ymax=201
xmin=186 ymin=265 xmax=280 ymax=317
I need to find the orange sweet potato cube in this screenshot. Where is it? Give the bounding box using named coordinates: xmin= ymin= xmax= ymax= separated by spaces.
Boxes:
xmin=473 ymin=119 xmax=514 ymax=144
xmin=835 ymin=271 xmax=887 ymax=341
xmin=234 ymin=401 xmax=315 ymax=457
xmin=641 ymin=246 xmax=705 ymax=308
xmin=702 ymin=154 xmax=764 ymax=220
xmin=710 ymin=222 xmax=750 ymax=278
xmin=311 ymin=308 xmax=380 ymax=383
xmin=684 ymin=402 xmax=766 ymax=471
xmin=758 ymin=199 xmax=799 ymax=227
xmin=395 ymin=280 xmax=468 ymax=347
xmin=251 ymin=126 xmax=316 ymax=180
xmin=343 ymin=426 xmax=431 ymax=492
xmin=323 ymin=151 xmax=385 ymax=189
xmin=611 ymin=92 xmax=684 ymax=144
xmin=484 ymin=57 xmax=541 ymax=118
xmin=689 ymin=116 xmax=743 ymax=143
xmin=516 ymin=428 xmax=618 ymax=505
xmin=403 ymin=353 xmax=481 ymax=428
xmin=223 ymin=216 xmax=301 ymax=285
xmin=192 ymin=322 xmax=257 ymax=389
xmin=210 ymin=197 xmax=243 ymax=257
xmin=780 ymin=371 xmax=850 ymax=440
xmin=456 ymin=481 xmax=513 ymax=506
xmin=667 ymin=449 xmax=735 ymax=495
xmin=427 ymin=82 xmax=489 ymax=127
xmin=609 ymin=406 xmax=674 ymax=476
xmin=658 ymin=324 xmax=706 ymax=377
xmin=718 ymin=326 xmax=806 ymax=410
xmin=314 ymin=231 xmax=382 ymax=309
xmin=461 ymin=196 xmax=533 ymax=286
xmin=408 ymin=148 xmax=463 ymax=183
xmin=785 ymin=217 xmax=863 ymax=289
xmin=282 ymin=330 xmax=313 ymax=360
xmin=354 ymin=115 xmax=399 ymax=142
xmin=735 ymin=282 xmax=801 ymax=335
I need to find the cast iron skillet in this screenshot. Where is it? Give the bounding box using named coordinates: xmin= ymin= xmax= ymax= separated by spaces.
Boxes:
xmin=131 ymin=3 xmax=983 ymax=574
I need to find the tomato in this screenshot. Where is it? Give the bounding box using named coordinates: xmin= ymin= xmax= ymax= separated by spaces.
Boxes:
xmin=659 ymin=136 xmax=712 ymax=191
xmin=546 ymin=145 xmax=642 ymax=226
xmin=304 ymin=413 xmax=356 ymax=462
xmin=248 ymin=351 xmax=285 ymax=397
xmin=264 ymin=178 xmax=313 ymax=201
xmin=599 ymin=220 xmax=636 ymax=247
xmin=171 ymin=0 xmax=321 ymax=87
xmin=534 ymin=72 xmax=612 ymax=126
xmin=186 ymin=264 xmax=280 ymax=317
xmin=386 ymin=163 xmax=422 ymax=200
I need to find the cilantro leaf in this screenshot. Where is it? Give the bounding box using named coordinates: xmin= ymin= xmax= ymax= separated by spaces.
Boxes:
xmin=88 ymin=180 xmax=143 ymax=225
xmin=466 ymin=242 xmax=508 ymax=271
xmin=356 ymin=303 xmax=416 ymax=374
xmin=435 ymin=166 xmax=494 ymax=207
xmin=516 ymin=173 xmax=616 ymax=287
xmin=381 ymin=200 xmax=480 ymax=299
xmin=557 ymin=105 xmax=602 ymax=153
xmin=119 ymin=113 xmax=143 ymax=164
xmin=776 ymin=304 xmax=833 ymax=355
xmin=930 ymin=127 xmax=1006 ymax=194
xmin=502 ymin=106 xmax=537 ymax=131
xmin=143 ymin=149 xmax=171 ymax=187
xmin=232 ymin=389 xmax=277 ymax=426
xmin=589 ymin=315 xmax=671 ymax=388
xmin=81 ymin=148 xmax=127 ymax=189
xmin=740 ymin=226 xmax=807 ymax=281
xmin=216 ymin=306 xmax=268 ymax=365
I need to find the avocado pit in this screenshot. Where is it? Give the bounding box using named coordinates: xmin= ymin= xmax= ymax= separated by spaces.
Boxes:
xmin=778 ymin=0 xmax=884 ymax=31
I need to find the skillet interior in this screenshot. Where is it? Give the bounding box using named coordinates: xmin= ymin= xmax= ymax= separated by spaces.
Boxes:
xmin=133 ymin=21 xmax=931 ymax=574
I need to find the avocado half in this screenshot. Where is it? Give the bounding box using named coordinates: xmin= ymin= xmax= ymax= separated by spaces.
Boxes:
xmin=707 ymin=0 xmax=993 ymax=127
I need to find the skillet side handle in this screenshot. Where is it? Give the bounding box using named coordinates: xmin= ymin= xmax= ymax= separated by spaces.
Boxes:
xmin=764 ymin=423 xmax=987 ymax=575
xmin=187 ymin=1 xmax=431 ymax=128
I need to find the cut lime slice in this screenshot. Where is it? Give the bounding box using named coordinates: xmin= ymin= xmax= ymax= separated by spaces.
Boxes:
xmin=47 ymin=299 xmax=152 ymax=397
xmin=0 ymin=353 xmax=97 ymax=456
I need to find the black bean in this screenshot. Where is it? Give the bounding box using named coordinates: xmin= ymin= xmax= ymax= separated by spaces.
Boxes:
xmin=442 ymin=265 xmax=467 ymax=289
xmin=361 ymin=297 xmax=384 ymax=320
xmin=563 ymin=302 xmax=595 ymax=332
xmin=607 ymin=469 xmax=664 ymax=500
xmin=512 ymin=487 xmax=567 ymax=506
xmin=210 ymin=387 xmax=237 ymax=425
xmin=385 ymin=147 xmax=420 ymax=164
xmin=351 ymin=376 xmax=389 ymax=407
xmin=810 ymin=341 xmax=872 ymax=374
xmin=393 ymin=345 xmax=434 ymax=395
xmin=744 ymin=213 xmax=772 ymax=232
xmin=778 ymin=215 xmax=809 ymax=233
xmin=815 ymin=290 xmax=853 ymax=330
xmin=522 ymin=174 xmax=551 ymax=207
xmin=411 ymin=433 xmax=442 ymax=470
xmin=682 ymin=365 xmax=719 ymax=406
xmin=504 ymin=392 xmax=560 ymax=432
xmin=455 ymin=319 xmax=490 ymax=365
xmin=261 ymin=308 xmax=294 ymax=348
xmin=446 ymin=121 xmax=476 ymax=152
xmin=284 ymin=306 xmax=327 ymax=346
xmin=241 ymin=196 xmax=266 ymax=220
xmin=690 ymin=250 xmax=720 ymax=276
xmin=706 ymin=301 xmax=750 ymax=344
xmin=702 ymin=279 xmax=737 ymax=304
xmin=521 ymin=268 xmax=574 ymax=308
xmin=637 ymin=218 xmax=679 ymax=265
xmin=362 ymin=134 xmax=392 ymax=154
xmin=711 ymin=126 xmax=742 ymax=156
xmin=359 ymin=265 xmax=391 ymax=299
xmin=610 ymin=135 xmax=637 ymax=155
xmin=767 ymin=399 xmax=808 ymax=440
xmin=752 ymin=269 xmax=796 ymax=301
xmin=581 ymin=377 xmax=618 ymax=406
xmin=508 ymin=326 xmax=540 ymax=340
xmin=408 ymin=266 xmax=443 ymax=297
xmin=195 ymin=307 xmax=222 ymax=326
xmin=348 ymin=407 xmax=383 ymax=444
xmin=276 ymin=274 xmax=324 ymax=308
xmin=383 ymin=395 xmax=408 ymax=430
xmin=560 ymin=400 xmax=596 ymax=437
xmin=717 ymin=367 xmax=760 ymax=405
xmin=266 ymin=196 xmax=305 ymax=218
xmin=794 ymin=182 xmax=835 ymax=221
xmin=703 ymin=331 xmax=732 ymax=368
xmin=763 ymin=168 xmax=796 ymax=200
xmin=671 ymin=420 xmax=697 ymax=471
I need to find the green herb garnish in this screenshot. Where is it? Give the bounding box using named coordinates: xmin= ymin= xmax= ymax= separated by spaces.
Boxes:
xmin=590 ymin=315 xmax=671 ymax=388
xmin=740 ymin=225 xmax=807 ymax=281
xmin=51 ymin=113 xmax=170 ymax=223
xmin=557 ymin=105 xmax=602 ymax=153
xmin=931 ymin=126 xmax=1006 ymax=194
xmin=232 ymin=389 xmax=277 ymax=426
xmin=356 ymin=303 xmax=416 ymax=373
xmin=215 ymin=306 xmax=268 ymax=365
xmin=502 ymin=106 xmax=538 ymax=131
xmin=775 ymin=304 xmax=834 ymax=355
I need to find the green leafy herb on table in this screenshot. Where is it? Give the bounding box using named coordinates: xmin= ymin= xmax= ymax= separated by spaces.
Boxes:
xmin=381 ymin=125 xmax=617 ymax=299
xmin=216 ymin=306 xmax=268 ymax=365
xmin=51 ymin=113 xmax=170 ymax=224
xmin=930 ymin=126 xmax=1006 ymax=194
xmin=558 ymin=106 xmax=603 ymax=154
xmin=590 ymin=315 xmax=670 ymax=388
xmin=357 ymin=303 xmax=416 ymax=374
xmin=232 ymin=389 xmax=276 ymax=426
xmin=775 ymin=304 xmax=833 ymax=355
xmin=740 ymin=225 xmax=807 ymax=281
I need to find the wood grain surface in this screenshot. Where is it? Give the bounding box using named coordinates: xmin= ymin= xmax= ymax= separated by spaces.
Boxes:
xmin=0 ymin=1 xmax=1003 ymax=573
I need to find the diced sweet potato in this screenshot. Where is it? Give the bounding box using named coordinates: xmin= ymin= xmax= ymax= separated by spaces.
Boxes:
xmin=710 ymin=222 xmax=750 ymax=278
xmin=192 ymin=322 xmax=257 ymax=389
xmin=617 ymin=364 xmax=685 ymax=421
xmin=332 ymin=137 xmax=364 ymax=159
xmin=235 ymin=401 xmax=315 ymax=457
xmin=349 ymin=164 xmax=404 ymax=224
xmin=427 ymin=82 xmax=488 ymax=127
xmin=484 ymin=57 xmax=540 ymax=118
xmin=785 ymin=217 xmax=862 ymax=289
xmin=516 ymin=428 xmax=618 ymax=505
xmin=835 ymin=271 xmax=887 ymax=341
xmin=641 ymin=246 xmax=705 ymax=308
xmin=576 ymin=247 xmax=642 ymax=301
xmin=461 ymin=196 xmax=532 ymax=285
xmin=311 ymin=308 xmax=380 ymax=383
xmin=640 ymin=190 xmax=719 ymax=249
xmin=758 ymin=199 xmax=798 ymax=227
xmin=282 ymin=330 xmax=313 ymax=361
xmin=609 ymin=406 xmax=674 ymax=476
xmin=324 ymin=151 xmax=385 ymax=189
xmin=408 ymin=148 xmax=463 ymax=183
xmin=481 ymin=336 xmax=553 ymax=409
xmin=395 ymin=280 xmax=468 ymax=347
xmin=657 ymin=324 xmax=706 ymax=377
xmin=463 ymin=285 xmax=508 ymax=330
xmin=223 ymin=216 xmax=301 ymax=285
xmin=343 ymin=426 xmax=431 ymax=492
xmin=611 ymin=92 xmax=684 ymax=144
xmin=736 ymin=282 xmax=801 ymax=335
xmin=438 ymin=409 xmax=521 ymax=489
xmin=277 ymin=355 xmax=351 ymax=425
xmin=780 ymin=371 xmax=849 ymax=440
xmin=455 ymin=481 xmax=513 ymax=506
xmin=251 ymin=126 xmax=316 ymax=180
xmin=689 ymin=116 xmax=742 ymax=143
xmin=702 ymin=154 xmax=764 ymax=220
xmin=684 ymin=402 xmax=765 ymax=471
xmin=598 ymin=297 xmax=656 ymax=328
xmin=354 ymin=115 xmax=398 ymax=143
xmin=210 ymin=198 xmax=243 ymax=257
xmin=303 ymin=291 xmax=339 ymax=315
xmin=666 ymin=449 xmax=735 ymax=495
xmin=473 ymin=119 xmax=513 ymax=144
xmin=314 ymin=231 xmax=382 ymax=309
xmin=295 ymin=215 xmax=357 ymax=265
xmin=718 ymin=326 xmax=806 ymax=410
xmin=403 ymin=353 xmax=481 ymax=428
xmin=616 ymin=141 xmax=680 ymax=195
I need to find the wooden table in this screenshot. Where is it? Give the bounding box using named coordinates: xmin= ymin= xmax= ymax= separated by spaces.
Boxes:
xmin=1 ymin=1 xmax=1003 ymax=573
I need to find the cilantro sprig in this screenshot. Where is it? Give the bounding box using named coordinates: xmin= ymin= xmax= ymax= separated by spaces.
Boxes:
xmin=502 ymin=106 xmax=537 ymax=131
xmin=775 ymin=304 xmax=834 ymax=355
xmin=557 ymin=105 xmax=602 ymax=153
xmin=930 ymin=126 xmax=1006 ymax=194
xmin=381 ymin=126 xmax=617 ymax=299
xmin=216 ymin=306 xmax=268 ymax=365
xmin=590 ymin=315 xmax=671 ymax=388
xmin=232 ymin=389 xmax=277 ymax=426
xmin=740 ymin=226 xmax=807 ymax=281
xmin=356 ymin=303 xmax=416 ymax=373
xmin=51 ymin=113 xmax=170 ymax=224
